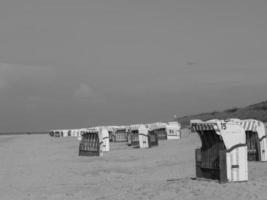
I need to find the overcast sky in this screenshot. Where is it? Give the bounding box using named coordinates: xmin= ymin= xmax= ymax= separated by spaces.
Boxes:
xmin=0 ymin=0 xmax=267 ymax=132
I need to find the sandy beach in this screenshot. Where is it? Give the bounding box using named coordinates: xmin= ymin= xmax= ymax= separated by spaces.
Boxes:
xmin=1 ymin=132 xmax=267 ymax=200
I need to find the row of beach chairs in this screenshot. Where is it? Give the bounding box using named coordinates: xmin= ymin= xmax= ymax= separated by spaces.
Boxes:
xmin=49 ymin=129 xmax=83 ymax=138
xmin=78 ymin=122 xmax=181 ymax=156
xmin=49 ymin=118 xmax=267 ymax=184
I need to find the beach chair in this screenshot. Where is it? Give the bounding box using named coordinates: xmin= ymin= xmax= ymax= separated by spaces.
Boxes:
xmin=128 ymin=125 xmax=141 ymax=147
xmin=166 ymin=122 xmax=181 ymax=140
xmin=152 ymin=128 xmax=167 ymax=140
xmin=147 ymin=130 xmax=159 ymax=147
xmin=191 ymin=120 xmax=248 ymax=183
xmin=147 ymin=123 xmax=168 ymax=140
xmin=130 ymin=130 xmax=140 ymax=147
xmin=113 ymin=127 xmax=128 ymax=142
xmin=71 ymin=129 xmax=78 ymax=137
xmin=53 ymin=130 xmax=60 ymax=137
xmin=49 ymin=130 xmax=54 ymax=137
xmin=68 ymin=130 xmax=71 ymax=137
xmin=129 ymin=125 xmax=157 ymax=148
xmin=240 ymin=119 xmax=267 ymax=161
xmin=79 ymin=128 xmax=105 ymax=156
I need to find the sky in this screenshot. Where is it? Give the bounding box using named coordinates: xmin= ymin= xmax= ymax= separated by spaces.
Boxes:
xmin=0 ymin=0 xmax=267 ymax=132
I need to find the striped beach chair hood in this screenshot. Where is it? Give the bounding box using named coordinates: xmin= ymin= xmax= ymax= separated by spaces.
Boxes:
xmin=191 ymin=120 xmax=246 ymax=152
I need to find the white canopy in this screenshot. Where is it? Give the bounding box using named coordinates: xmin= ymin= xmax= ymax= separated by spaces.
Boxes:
xmin=191 ymin=119 xmax=246 ymax=151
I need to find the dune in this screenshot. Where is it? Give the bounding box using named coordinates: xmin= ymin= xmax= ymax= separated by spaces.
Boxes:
xmin=0 ymin=132 xmax=267 ymax=200
xmin=177 ymin=100 xmax=267 ymax=126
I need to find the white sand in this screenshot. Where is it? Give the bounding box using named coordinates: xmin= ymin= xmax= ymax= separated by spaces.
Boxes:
xmin=1 ymin=132 xmax=267 ymax=200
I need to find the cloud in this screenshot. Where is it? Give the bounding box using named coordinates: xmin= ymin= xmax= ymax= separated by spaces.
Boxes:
xmin=186 ymin=61 xmax=198 ymax=66
xmin=74 ymin=83 xmax=95 ymax=100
